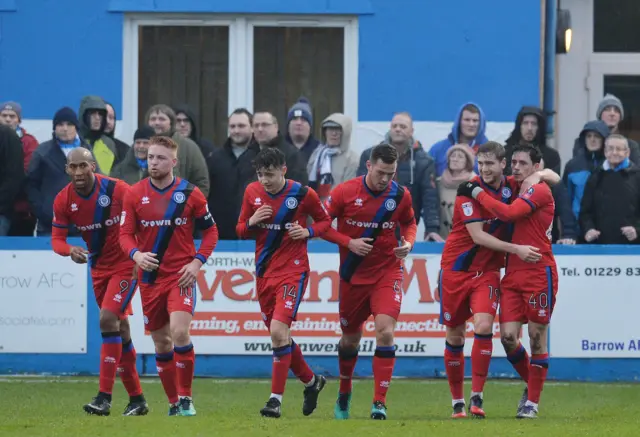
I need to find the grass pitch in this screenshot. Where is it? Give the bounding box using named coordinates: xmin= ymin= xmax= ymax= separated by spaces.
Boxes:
xmin=0 ymin=377 xmax=637 ymax=436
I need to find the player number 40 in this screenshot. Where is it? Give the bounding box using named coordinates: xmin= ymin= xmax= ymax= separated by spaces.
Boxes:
xmin=528 ymin=292 xmax=549 ymax=309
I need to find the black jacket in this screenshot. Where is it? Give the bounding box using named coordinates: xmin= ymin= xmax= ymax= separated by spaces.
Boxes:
xmin=250 ymin=133 xmax=308 ymax=185
xmin=207 ymin=139 xmax=260 ymax=240
xmin=174 ymin=104 xmax=216 ymax=166
xmin=579 ymin=162 xmax=640 ymax=244
xmin=0 ymin=125 xmax=24 ymax=216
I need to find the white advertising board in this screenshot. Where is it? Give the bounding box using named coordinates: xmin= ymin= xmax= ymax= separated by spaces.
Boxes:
xmin=0 ymin=250 xmax=88 ymax=353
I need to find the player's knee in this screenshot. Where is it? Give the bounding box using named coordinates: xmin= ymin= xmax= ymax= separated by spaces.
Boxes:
xmin=340 ymin=332 xmax=362 ymax=350
xmin=99 ymin=311 xmax=119 ymax=333
xmin=269 ymin=324 xmax=290 ymax=347
xmin=500 ymin=333 xmax=518 ymax=352
xmin=119 ymin=318 xmax=131 ymax=341
xmin=474 ymin=320 xmax=493 ymax=336
xmin=170 ymin=325 xmax=191 ymax=346
xmin=375 ymin=325 xmax=394 ymax=347
xmin=445 ymin=326 xmax=465 ymax=346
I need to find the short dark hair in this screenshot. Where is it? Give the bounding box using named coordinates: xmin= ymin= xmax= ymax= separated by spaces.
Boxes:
xmin=230 ymin=108 xmax=253 ymax=125
xmin=253 ymin=147 xmax=286 ymax=170
xmin=512 ymin=143 xmax=543 ymax=164
xmin=476 ymin=141 xmax=506 ymax=160
xmin=369 ymin=143 xmax=398 ymax=164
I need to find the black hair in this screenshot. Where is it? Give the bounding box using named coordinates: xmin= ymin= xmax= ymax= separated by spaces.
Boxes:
xmin=230 ymin=108 xmax=253 ymax=125
xmin=369 ymin=142 xmax=398 ymax=164
xmin=253 ymin=147 xmax=286 ymax=170
xmin=512 ymin=143 xmax=543 ymax=164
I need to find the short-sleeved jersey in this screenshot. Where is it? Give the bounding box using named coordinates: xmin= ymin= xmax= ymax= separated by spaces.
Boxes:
xmin=505 ymin=182 xmax=556 ymax=271
xmin=52 ymin=174 xmax=132 ymax=272
xmin=441 ymin=175 xmax=518 ymax=272
xmin=237 ymin=180 xmax=331 ymax=278
xmin=120 ymin=177 xmax=214 ymax=284
xmin=325 ymin=176 xmax=416 ymax=285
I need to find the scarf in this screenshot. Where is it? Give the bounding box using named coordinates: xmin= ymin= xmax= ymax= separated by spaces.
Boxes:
xmin=57 ymin=135 xmax=82 ymax=157
xmin=309 ymin=145 xmax=340 ymax=198
xmin=440 ymin=168 xmax=474 ymax=189
xmin=136 ymin=157 xmax=148 ymax=169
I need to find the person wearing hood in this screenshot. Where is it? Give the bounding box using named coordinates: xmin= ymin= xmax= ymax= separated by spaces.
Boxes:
xmin=572 ymin=94 xmax=640 ymax=164
xmin=429 ymin=102 xmax=488 ymax=176
xmin=249 ymin=111 xmax=308 ymax=184
xmin=307 ymin=113 xmax=358 ymax=202
xmin=111 ymin=126 xmax=156 ymax=185
xmin=78 ymin=96 xmax=126 ymax=176
xmin=563 ymin=120 xmax=609 ymax=224
xmin=357 ymin=112 xmax=441 ymax=241
xmin=580 ymin=134 xmax=640 ymax=245
xmin=174 ymin=104 xmax=216 ymax=165
xmin=504 ymin=106 xmax=561 ymax=175
xmin=286 ymin=97 xmax=320 ymax=165
xmin=104 ymin=101 xmax=132 ymax=153
xmin=144 ymin=104 xmax=210 ymax=196
xmin=435 ymin=145 xmax=476 ymax=239
xmin=0 ymin=124 xmax=24 ymax=236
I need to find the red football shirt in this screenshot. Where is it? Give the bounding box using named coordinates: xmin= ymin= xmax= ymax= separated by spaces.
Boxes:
xmin=475 ymin=182 xmax=556 ymax=271
xmin=441 ymin=175 xmax=519 ymax=272
xmin=323 ymin=176 xmax=417 ymax=285
xmin=236 ymin=180 xmax=331 ymax=278
xmin=52 ymin=174 xmax=132 ymax=273
xmin=119 ymin=177 xmax=218 ymax=284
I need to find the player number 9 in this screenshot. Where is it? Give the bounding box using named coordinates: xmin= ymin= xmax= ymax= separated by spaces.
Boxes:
xmin=119 ymin=280 xmax=129 ymax=295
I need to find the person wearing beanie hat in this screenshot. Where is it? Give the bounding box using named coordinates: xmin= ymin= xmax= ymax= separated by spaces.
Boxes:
xmin=286 ymin=96 xmax=319 ymax=165
xmin=111 ymin=126 xmax=156 ymax=185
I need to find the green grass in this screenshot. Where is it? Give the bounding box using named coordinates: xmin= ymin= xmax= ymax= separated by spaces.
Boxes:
xmin=0 ymin=377 xmax=637 ymax=436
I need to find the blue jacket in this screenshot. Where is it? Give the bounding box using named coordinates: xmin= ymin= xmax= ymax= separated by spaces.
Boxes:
xmin=563 ymin=120 xmax=609 ymax=221
xmin=428 ymin=102 xmax=488 ymax=176
xmin=357 ymin=137 xmax=439 ymax=235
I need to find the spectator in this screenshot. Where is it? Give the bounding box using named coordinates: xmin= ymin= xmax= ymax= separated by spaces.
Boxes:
xmin=563 ymin=120 xmax=609 ymax=223
xmin=572 ymin=94 xmax=640 ymax=164
xmin=285 ymin=97 xmax=320 ymax=165
xmin=174 ymin=105 xmax=216 ymax=164
xmin=26 ymin=107 xmax=89 ymax=236
xmin=145 ymin=104 xmax=210 ymax=196
xmin=78 ymin=95 xmax=126 ymax=175
xmin=111 ymin=126 xmax=155 ymax=185
xmin=0 ymin=101 xmax=38 ymax=235
xmin=429 ymin=102 xmax=488 ymax=176
xmin=357 ymin=112 xmax=441 ymax=241
xmin=208 ymin=108 xmax=260 ymax=240
xmin=307 ymin=113 xmax=358 ymax=202
xmin=103 ymin=101 xmax=132 ymax=152
xmin=505 ymin=106 xmax=561 ymax=175
xmin=250 ymin=111 xmax=308 ymax=184
xmin=580 ymin=134 xmax=640 ymax=244
xmin=0 ymin=124 xmax=25 ymax=236
xmin=435 ymin=145 xmax=475 ymax=239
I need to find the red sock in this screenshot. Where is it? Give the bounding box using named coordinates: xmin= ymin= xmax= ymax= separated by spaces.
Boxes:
xmin=506 ymin=342 xmax=530 ymax=382
xmin=471 ymin=333 xmax=493 ymax=393
xmin=174 ymin=343 xmax=196 ymax=398
xmin=290 ymin=341 xmax=314 ymax=384
xmin=119 ymin=340 xmax=143 ymax=397
xmin=155 ymin=352 xmax=179 ymax=404
xmin=444 ymin=341 xmax=465 ymax=401
xmin=373 ymin=346 xmax=396 ymax=404
xmin=528 ymin=354 xmax=549 ymax=404
xmin=271 ymin=345 xmax=292 ymax=395
xmin=338 ymin=345 xmax=358 ymax=394
xmin=99 ymin=332 xmax=122 ymax=395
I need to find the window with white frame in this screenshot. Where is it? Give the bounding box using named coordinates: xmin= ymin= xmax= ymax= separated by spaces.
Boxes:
xmin=123 ymin=15 xmax=358 ymax=146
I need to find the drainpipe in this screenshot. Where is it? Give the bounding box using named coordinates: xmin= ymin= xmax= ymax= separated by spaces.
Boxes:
xmin=544 ymin=0 xmax=558 ymax=135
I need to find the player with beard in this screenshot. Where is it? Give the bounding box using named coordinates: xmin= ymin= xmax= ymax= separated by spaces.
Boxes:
xmin=440 ymin=141 xmax=559 ymax=419
xmin=52 ymin=147 xmax=147 ymax=416
xmin=120 ymin=136 xmax=219 ymax=416
xmin=458 ymin=143 xmax=558 ymax=419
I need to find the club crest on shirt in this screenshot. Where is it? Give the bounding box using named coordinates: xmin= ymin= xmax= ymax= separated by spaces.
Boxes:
xmin=501 ymin=187 xmax=512 ymax=198
xmin=385 ymin=198 xmax=397 ymax=211
xmin=285 ymin=197 xmax=298 ymax=209
xmin=525 ymin=186 xmax=535 ymax=197
xmin=462 ymin=201 xmax=473 ymax=217
xmin=173 ymin=191 xmax=186 ymax=204
xmin=98 ymin=195 xmax=111 ymax=207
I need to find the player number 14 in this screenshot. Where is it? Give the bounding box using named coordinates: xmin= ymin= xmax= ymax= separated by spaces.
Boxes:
xmin=283 ymin=285 xmax=297 ymax=300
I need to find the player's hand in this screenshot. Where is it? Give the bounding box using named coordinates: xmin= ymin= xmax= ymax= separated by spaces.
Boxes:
xmin=69 ymin=246 xmax=89 ymax=264
xmin=457 ymin=180 xmax=482 ymax=199
xmin=288 ymin=224 xmax=310 ymax=240
xmin=248 ymin=205 xmax=273 ymax=227
xmin=556 ymin=238 xmax=576 ymax=245
xmin=621 ymin=226 xmax=637 ymax=241
xmin=425 ymin=232 xmax=445 ymax=242
xmin=133 ymin=251 xmax=159 ymax=272
xmin=393 ymin=236 xmax=413 ymax=259
xmin=514 ymin=245 xmax=541 ymax=263
xmin=584 ymin=229 xmax=601 ymax=243
xmin=178 ymin=259 xmax=202 ymax=288
xmin=348 ymin=237 xmax=374 ymax=256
